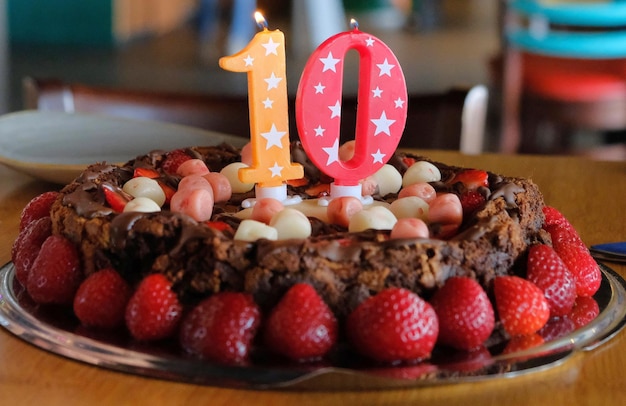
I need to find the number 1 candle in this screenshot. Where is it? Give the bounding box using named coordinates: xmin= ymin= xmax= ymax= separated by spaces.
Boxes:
xmin=219 ymin=12 xmax=303 ymax=202
xmin=295 ymin=19 xmax=408 ymax=202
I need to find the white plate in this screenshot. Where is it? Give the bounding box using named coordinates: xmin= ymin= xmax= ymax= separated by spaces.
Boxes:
xmin=0 ymin=111 xmax=248 ymax=184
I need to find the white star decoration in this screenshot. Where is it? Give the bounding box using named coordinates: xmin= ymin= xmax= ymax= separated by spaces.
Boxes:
xmin=320 ymin=52 xmax=341 ymax=72
xmin=322 ymin=138 xmax=339 ymax=166
xmin=372 ymin=86 xmax=383 ymax=98
xmin=365 ymin=37 xmax=375 ymax=47
xmin=243 ymin=55 xmax=254 ymax=66
xmin=264 ymin=72 xmax=282 ymax=90
xmin=371 ymin=149 xmax=386 ymax=164
xmin=262 ymin=38 xmax=280 ymax=56
xmin=394 ymin=97 xmax=405 ymax=108
xmin=314 ymin=82 xmax=325 ymax=94
xmin=262 ymin=97 xmax=274 ymax=109
xmin=314 ymin=125 xmax=325 ymax=137
xmin=260 ymin=124 xmax=286 ymax=149
xmin=377 ymin=58 xmax=395 ymax=77
xmin=328 ymin=100 xmax=341 ymax=119
xmin=371 ymin=111 xmax=395 ymax=136
xmin=269 ymin=162 xmax=283 ymax=177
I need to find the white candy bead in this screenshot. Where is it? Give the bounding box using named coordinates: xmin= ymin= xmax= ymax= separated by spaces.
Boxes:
xmin=270 ymin=208 xmax=312 ymax=240
xmin=348 ymin=205 xmax=397 ymax=233
xmin=371 ymin=164 xmax=403 ymax=196
xmin=220 ymin=162 xmax=255 ymax=194
xmin=390 ymin=196 xmax=429 ymax=220
xmin=122 ymin=177 xmax=166 ymax=207
xmin=234 ymin=219 xmax=278 ymax=242
xmin=123 ymin=197 xmax=161 ymax=213
xmin=402 ymin=161 xmax=441 ymax=187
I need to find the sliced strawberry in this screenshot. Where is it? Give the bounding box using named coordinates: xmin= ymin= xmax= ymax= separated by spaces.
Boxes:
xmin=101 ymin=184 xmax=131 ymax=212
xmin=494 ymin=276 xmax=550 ymax=336
xmin=430 ymin=277 xmax=494 ymax=351
xmin=125 ymin=274 xmax=182 ymax=341
xmin=133 ymin=167 xmax=160 ymax=179
xmin=401 ymin=156 xmax=416 ymax=168
xmin=161 ymin=149 xmax=193 ymax=175
xmin=449 ymin=169 xmax=489 ymax=190
xmin=19 ymin=191 xmax=59 ymax=231
xmin=26 ymin=235 xmax=83 ymax=305
xmin=347 ymin=288 xmax=438 ymax=363
xmin=459 ymin=190 xmax=486 ymax=217
xmin=156 ymin=180 xmax=176 ymax=205
xmin=527 ymin=244 xmax=577 ymax=317
xmin=74 ymin=268 xmax=132 ymax=329
xmin=179 ymin=292 xmax=261 ymax=365
xmin=264 ymin=283 xmax=338 ymax=361
xmin=305 ymin=183 xmax=330 ymax=198
xmin=286 ymin=177 xmax=309 ymax=188
xmin=204 ymin=220 xmax=233 ymax=232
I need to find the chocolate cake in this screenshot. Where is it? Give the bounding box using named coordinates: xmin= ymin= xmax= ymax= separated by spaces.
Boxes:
xmin=49 ymin=142 xmax=548 ymax=317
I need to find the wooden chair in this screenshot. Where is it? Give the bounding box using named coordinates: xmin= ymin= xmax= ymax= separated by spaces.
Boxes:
xmin=23 ymin=76 xmax=484 ymax=152
xmin=499 ymin=0 xmax=626 ymax=157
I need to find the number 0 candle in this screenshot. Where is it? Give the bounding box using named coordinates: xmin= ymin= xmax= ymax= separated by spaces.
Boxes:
xmin=219 ymin=12 xmax=303 ymax=197
xmin=295 ymin=20 xmax=408 ymax=200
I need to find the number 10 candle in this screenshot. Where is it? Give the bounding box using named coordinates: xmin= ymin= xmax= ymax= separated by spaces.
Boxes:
xmin=296 ymin=20 xmax=408 ymax=201
xmin=219 ymin=12 xmax=303 ymax=201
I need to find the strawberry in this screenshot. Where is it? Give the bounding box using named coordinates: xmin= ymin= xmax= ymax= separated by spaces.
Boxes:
xmin=125 ymin=274 xmax=182 ymax=341
xmin=264 ymin=283 xmax=338 ymax=361
xmin=156 ymin=180 xmax=176 ymax=205
xmin=19 ymin=191 xmax=59 ymax=231
xmin=569 ymin=296 xmax=600 ymax=328
xmin=430 ymin=277 xmax=494 ymax=351
xmin=542 ymin=205 xmax=568 ymax=228
xmin=204 ymin=220 xmax=233 ymax=233
xmin=179 ymin=292 xmax=261 ymax=365
xmin=101 ymin=184 xmax=131 ymax=212
xmin=459 ymin=190 xmax=486 ymax=217
xmin=502 ymin=333 xmax=545 ymax=354
xmin=347 ymin=288 xmax=438 ymax=363
xmin=161 ymin=149 xmax=192 ymax=175
xmin=26 ymin=235 xmax=83 ymax=305
xmin=538 ymin=316 xmax=576 ymax=342
xmin=11 ymin=216 xmax=52 ymax=286
xmin=527 ymin=244 xmax=577 ymax=317
xmin=494 ymin=276 xmax=550 ymax=336
xmin=542 ymin=206 xmax=584 ymax=250
xmin=555 ymin=242 xmax=601 ymax=297
xmin=73 ymin=269 xmax=132 ymax=329
xmin=133 ymin=167 xmax=159 ymax=179
xmin=450 ymin=169 xmax=489 ymax=190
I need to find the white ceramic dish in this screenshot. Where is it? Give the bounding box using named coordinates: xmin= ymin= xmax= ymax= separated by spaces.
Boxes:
xmin=0 ymin=111 xmax=247 ymax=184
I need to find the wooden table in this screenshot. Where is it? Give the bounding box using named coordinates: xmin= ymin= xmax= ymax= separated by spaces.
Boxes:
xmin=1 ymin=151 xmax=625 ymax=405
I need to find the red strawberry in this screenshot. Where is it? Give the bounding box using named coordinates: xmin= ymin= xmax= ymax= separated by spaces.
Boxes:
xmin=125 ymin=274 xmax=182 ymax=341
xmin=19 ymin=191 xmax=59 ymax=231
xmin=430 ymin=277 xmax=494 ymax=351
xmin=180 ymin=292 xmax=261 ymax=365
xmin=26 ymin=235 xmax=83 ymax=305
xmin=542 ymin=206 xmax=568 ymax=228
xmin=264 ymin=283 xmax=338 ymax=361
xmin=527 ymin=244 xmax=577 ymax=316
xmin=11 ymin=216 xmax=52 ymax=286
xmin=161 ymin=149 xmax=192 ymax=175
xmin=502 ymin=333 xmax=545 ymax=354
xmin=459 ymin=190 xmax=486 ymax=217
xmin=204 ymin=221 xmax=233 ymax=233
xmin=101 ymin=184 xmax=131 ymax=212
xmin=347 ymin=288 xmax=439 ymax=363
xmin=542 ymin=206 xmax=584 ymax=250
xmin=538 ymin=316 xmax=576 ymax=342
xmin=73 ymin=269 xmax=132 ymax=329
xmin=450 ymin=169 xmax=489 ymax=190
xmin=494 ymin=276 xmax=550 ymax=336
xmin=156 ymin=180 xmax=176 ymax=205
xmin=569 ymin=296 xmax=600 ymax=328
xmin=555 ymin=242 xmax=601 ymax=297
xmin=133 ymin=167 xmax=159 ymax=179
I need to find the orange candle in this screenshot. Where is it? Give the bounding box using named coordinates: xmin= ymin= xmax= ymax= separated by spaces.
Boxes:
xmin=219 ymin=12 xmax=303 ymax=190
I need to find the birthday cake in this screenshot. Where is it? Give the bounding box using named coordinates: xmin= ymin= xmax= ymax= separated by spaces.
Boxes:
xmin=11 ymin=140 xmax=603 ymax=367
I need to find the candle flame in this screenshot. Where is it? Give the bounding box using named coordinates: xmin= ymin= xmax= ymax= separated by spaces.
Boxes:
xmin=350 ymin=18 xmax=359 ymax=30
xmin=254 ymin=11 xmax=268 ymax=30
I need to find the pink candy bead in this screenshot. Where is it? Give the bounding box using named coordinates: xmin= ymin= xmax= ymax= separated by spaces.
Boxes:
xmin=428 ymin=193 xmax=463 ymax=226
xmin=338 ymin=140 xmax=356 ymax=161
xmin=327 ymin=196 xmax=364 ymax=228
xmin=390 ymin=218 xmax=429 ymax=240
xmin=203 ymin=172 xmax=232 ymax=203
xmin=398 ymin=182 xmax=437 ymax=202
xmin=170 ymin=188 xmax=214 ymax=222
xmin=240 ymin=143 xmax=253 ymax=166
xmin=176 ymin=159 xmax=210 ymax=177
xmin=251 ymin=198 xmax=285 ymax=224
xmin=360 ymin=177 xmax=377 ymax=197
xmin=178 ymin=174 xmax=213 ymax=193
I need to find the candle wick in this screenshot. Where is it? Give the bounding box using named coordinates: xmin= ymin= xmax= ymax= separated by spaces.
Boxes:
xmin=257 ymin=19 xmax=268 ymax=30
xmin=350 ymin=18 xmax=359 ymax=30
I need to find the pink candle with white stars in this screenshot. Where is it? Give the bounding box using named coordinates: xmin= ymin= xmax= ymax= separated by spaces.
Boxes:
xmin=219 ymin=12 xmax=303 ymax=203
xmin=295 ymin=19 xmax=408 ymax=202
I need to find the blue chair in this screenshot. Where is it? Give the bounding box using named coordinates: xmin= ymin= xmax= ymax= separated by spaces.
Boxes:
xmin=500 ymin=0 xmax=626 ymax=157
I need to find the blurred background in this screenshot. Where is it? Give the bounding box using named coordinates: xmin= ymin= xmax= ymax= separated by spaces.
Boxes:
xmin=0 ymin=0 xmax=624 ymax=158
